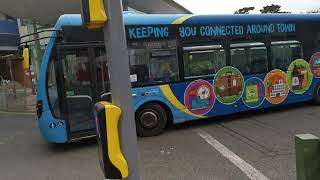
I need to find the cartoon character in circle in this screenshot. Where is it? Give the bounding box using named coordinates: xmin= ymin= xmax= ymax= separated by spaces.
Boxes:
xmin=187 ymin=85 xmax=210 ymax=110
xmin=184 ymin=80 xmax=215 ymax=115
xmin=264 ymin=69 xmax=289 ymax=104
xmin=198 ymin=85 xmax=210 ymax=100
xmin=242 ymin=77 xmax=265 ymax=108
xmin=310 ymin=52 xmax=320 ymax=78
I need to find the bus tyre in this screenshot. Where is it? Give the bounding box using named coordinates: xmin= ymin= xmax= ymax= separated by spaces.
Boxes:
xmin=136 ymin=103 xmax=167 ymax=137
xmin=314 ymin=85 xmax=320 ymax=105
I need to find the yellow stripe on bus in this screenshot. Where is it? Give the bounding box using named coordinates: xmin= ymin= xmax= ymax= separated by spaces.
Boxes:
xmin=159 ymin=85 xmax=206 ymax=119
xmin=171 ymin=15 xmax=194 ymax=24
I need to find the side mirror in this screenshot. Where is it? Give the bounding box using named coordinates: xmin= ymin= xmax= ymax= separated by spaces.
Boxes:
xmin=23 ymin=48 xmax=30 ymax=70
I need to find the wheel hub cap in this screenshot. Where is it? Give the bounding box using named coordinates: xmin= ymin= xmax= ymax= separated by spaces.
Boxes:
xmin=140 ymin=111 xmax=159 ymax=129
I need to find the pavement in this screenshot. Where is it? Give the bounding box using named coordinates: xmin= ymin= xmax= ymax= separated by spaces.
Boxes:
xmin=0 ymin=102 xmax=320 ymax=180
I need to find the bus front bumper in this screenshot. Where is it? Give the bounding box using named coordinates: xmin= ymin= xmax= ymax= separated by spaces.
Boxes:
xmin=38 ymin=110 xmax=68 ymax=143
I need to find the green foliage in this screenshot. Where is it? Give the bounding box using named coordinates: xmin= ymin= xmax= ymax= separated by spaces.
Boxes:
xmin=235 ymin=7 xmax=255 ymax=14
xmin=189 ymin=61 xmax=213 ymax=76
xmin=260 ymin=4 xmax=281 ymax=13
xmin=307 ymin=8 xmax=320 ymax=13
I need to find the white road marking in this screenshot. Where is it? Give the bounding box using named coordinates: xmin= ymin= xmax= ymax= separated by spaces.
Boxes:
xmin=197 ymin=129 xmax=270 ymax=180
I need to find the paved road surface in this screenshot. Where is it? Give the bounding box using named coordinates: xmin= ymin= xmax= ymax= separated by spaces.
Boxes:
xmin=0 ymin=103 xmax=320 ymax=180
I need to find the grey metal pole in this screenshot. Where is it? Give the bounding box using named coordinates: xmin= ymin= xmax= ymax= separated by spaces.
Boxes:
xmin=103 ymin=1 xmax=141 ymax=180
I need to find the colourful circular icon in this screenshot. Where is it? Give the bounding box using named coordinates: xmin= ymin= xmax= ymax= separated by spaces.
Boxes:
xmin=184 ymin=80 xmax=215 ymax=115
xmin=214 ymin=66 xmax=244 ymax=105
xmin=242 ymin=77 xmax=265 ymax=108
xmin=287 ymin=59 xmax=313 ymax=94
xmin=264 ymin=69 xmax=289 ymax=105
xmin=310 ymin=52 xmax=320 ymax=78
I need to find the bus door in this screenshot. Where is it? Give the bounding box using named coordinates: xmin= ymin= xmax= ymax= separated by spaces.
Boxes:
xmin=56 ymin=43 xmax=102 ymax=138
xmin=93 ymin=48 xmax=111 ymax=102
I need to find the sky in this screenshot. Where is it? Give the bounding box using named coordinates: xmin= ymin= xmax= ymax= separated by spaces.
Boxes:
xmin=174 ymin=0 xmax=320 ymax=14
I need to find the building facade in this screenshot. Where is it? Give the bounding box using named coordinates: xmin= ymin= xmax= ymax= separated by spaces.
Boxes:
xmin=0 ymin=12 xmax=20 ymax=84
xmin=0 ymin=12 xmax=36 ymax=111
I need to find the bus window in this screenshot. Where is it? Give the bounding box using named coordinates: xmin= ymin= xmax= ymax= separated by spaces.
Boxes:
xmin=129 ymin=48 xmax=149 ymax=83
xmin=47 ymin=58 xmax=61 ymax=118
xmin=150 ymin=49 xmax=179 ymax=83
xmin=183 ymin=45 xmax=226 ymax=79
xmin=230 ymin=47 xmax=247 ymax=73
xmin=129 ymin=40 xmax=179 ymax=84
xmin=230 ymin=42 xmax=268 ymax=75
xmin=271 ymin=41 xmax=303 ymax=70
xmin=250 ymin=46 xmax=268 ymax=74
xmin=61 ymin=50 xmax=92 ymax=96
xmin=318 ymin=33 xmax=320 ymax=47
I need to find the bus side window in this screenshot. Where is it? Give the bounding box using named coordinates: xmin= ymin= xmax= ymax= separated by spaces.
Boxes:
xmin=230 ymin=42 xmax=268 ymax=75
xmin=128 ymin=40 xmax=179 ymax=84
xmin=250 ymin=46 xmax=268 ymax=74
xmin=149 ymin=49 xmax=179 ymax=83
xmin=230 ymin=47 xmax=247 ymax=74
xmin=318 ymin=32 xmax=320 ymax=51
xmin=271 ymin=41 xmax=303 ymax=70
xmin=129 ymin=49 xmax=149 ymax=84
xmin=183 ymin=44 xmax=226 ymax=79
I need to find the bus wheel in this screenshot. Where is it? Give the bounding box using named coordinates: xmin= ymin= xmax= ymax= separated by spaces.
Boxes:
xmin=136 ymin=103 xmax=167 ymax=137
xmin=314 ymin=85 xmax=320 ymax=104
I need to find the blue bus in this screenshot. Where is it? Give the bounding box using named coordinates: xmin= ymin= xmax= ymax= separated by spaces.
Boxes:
xmin=35 ymin=13 xmax=320 ymax=143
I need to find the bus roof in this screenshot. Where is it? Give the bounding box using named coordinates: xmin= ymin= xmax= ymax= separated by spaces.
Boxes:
xmin=55 ymin=13 xmax=320 ymax=29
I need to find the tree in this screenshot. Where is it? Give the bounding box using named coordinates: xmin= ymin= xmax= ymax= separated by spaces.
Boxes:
xmin=260 ymin=4 xmax=281 ymax=13
xmin=307 ymin=8 xmax=320 ymax=13
xmin=235 ymin=7 xmax=255 ymax=14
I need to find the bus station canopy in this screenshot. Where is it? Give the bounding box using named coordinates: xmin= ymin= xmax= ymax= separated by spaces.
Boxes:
xmin=0 ymin=0 xmax=191 ymax=24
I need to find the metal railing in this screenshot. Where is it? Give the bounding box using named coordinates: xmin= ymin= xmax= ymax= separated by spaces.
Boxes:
xmin=0 ymin=80 xmax=36 ymax=112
